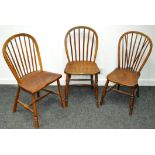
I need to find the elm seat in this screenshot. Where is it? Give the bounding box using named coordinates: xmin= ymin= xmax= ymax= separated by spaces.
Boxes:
xmin=2 ymin=33 xmax=66 ymax=128
xmin=100 ymin=31 xmax=153 ymax=115
xmin=64 ymin=61 xmax=100 ymax=75
xmin=64 ymin=26 xmax=100 ymax=107
xmin=107 ymin=68 xmax=140 ymax=87
xmin=19 ymin=71 xmax=62 ymax=93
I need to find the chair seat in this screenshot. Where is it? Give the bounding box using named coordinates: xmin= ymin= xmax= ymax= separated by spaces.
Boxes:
xmin=107 ymin=68 xmax=140 ymax=86
xmin=19 ymin=71 xmax=61 ymax=93
xmin=64 ymin=61 xmax=100 ymax=75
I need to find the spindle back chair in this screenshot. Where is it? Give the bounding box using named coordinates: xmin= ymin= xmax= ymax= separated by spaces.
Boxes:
xmin=64 ymin=26 xmax=100 ymax=107
xmin=100 ymin=31 xmax=153 ymax=115
xmin=118 ymin=31 xmax=153 ymax=72
xmin=3 ymin=33 xmax=42 ymax=82
xmin=3 ymin=33 xmax=66 ymax=128
xmin=65 ymin=26 xmax=98 ymax=62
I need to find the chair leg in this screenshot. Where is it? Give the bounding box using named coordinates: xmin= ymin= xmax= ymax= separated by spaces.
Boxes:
xmin=32 ymin=94 xmax=39 ymax=128
xmin=94 ymin=74 xmax=99 ymax=107
xmin=65 ymin=74 xmax=70 ymax=107
xmin=57 ymin=79 xmax=66 ymax=108
xmin=129 ymin=87 xmax=136 ymax=115
xmin=91 ymin=75 xmax=94 ymax=89
xmin=12 ymin=86 xmax=20 ymax=112
xmin=136 ymin=84 xmax=139 ymax=97
xmin=100 ymin=79 xmax=109 ymax=105
xmin=37 ymin=91 xmax=40 ymax=98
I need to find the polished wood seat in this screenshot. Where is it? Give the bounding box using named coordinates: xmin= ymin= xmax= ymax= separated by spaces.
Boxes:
xmin=64 ymin=26 xmax=100 ymax=107
xmin=2 ymin=33 xmax=66 ymax=128
xmin=20 ymin=71 xmax=61 ymax=93
xmin=100 ymin=31 xmax=153 ymax=115
xmin=65 ymin=61 xmax=100 ymax=75
xmin=107 ymin=68 xmax=140 ymax=87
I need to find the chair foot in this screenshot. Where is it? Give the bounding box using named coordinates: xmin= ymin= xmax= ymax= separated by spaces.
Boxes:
xmin=100 ymin=80 xmax=109 ymax=105
xmin=12 ymin=86 xmax=20 ymax=112
xmin=32 ymin=94 xmax=39 ymax=128
xmin=129 ymin=98 xmax=134 ymax=115
xmin=34 ymin=116 xmax=39 ymax=128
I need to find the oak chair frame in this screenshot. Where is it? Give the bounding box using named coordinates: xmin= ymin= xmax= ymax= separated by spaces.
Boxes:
xmin=64 ymin=26 xmax=100 ymax=107
xmin=100 ymin=31 xmax=153 ymax=115
xmin=3 ymin=33 xmax=66 ymax=128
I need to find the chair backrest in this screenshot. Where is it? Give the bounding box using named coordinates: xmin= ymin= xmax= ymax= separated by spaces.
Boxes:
xmin=64 ymin=26 xmax=98 ymax=62
xmin=118 ymin=31 xmax=153 ymax=72
xmin=3 ymin=33 xmax=43 ymax=83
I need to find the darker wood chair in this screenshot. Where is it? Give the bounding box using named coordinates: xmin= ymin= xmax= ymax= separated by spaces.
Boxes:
xmin=2 ymin=33 xmax=66 ymax=128
xmin=100 ymin=31 xmax=153 ymax=115
xmin=64 ymin=26 xmax=100 ymax=107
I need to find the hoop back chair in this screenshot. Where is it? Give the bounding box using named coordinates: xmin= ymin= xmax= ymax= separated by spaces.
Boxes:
xmin=3 ymin=33 xmax=66 ymax=128
xmin=100 ymin=31 xmax=153 ymax=115
xmin=64 ymin=26 xmax=100 ymax=107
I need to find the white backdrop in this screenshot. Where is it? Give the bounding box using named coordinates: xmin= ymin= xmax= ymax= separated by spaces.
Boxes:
xmin=0 ymin=25 xmax=155 ymax=85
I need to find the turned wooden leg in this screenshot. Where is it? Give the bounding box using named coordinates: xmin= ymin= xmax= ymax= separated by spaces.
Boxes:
xmin=136 ymin=84 xmax=139 ymax=97
xmin=117 ymin=84 xmax=120 ymax=90
xmin=12 ymin=86 xmax=20 ymax=112
xmin=37 ymin=91 xmax=40 ymax=98
xmin=129 ymin=87 xmax=136 ymax=115
xmin=57 ymin=79 xmax=66 ymax=108
xmin=91 ymin=75 xmax=94 ymax=89
xmin=94 ymin=74 xmax=99 ymax=108
xmin=100 ymin=79 xmax=109 ymax=105
xmin=65 ymin=74 xmax=69 ymax=107
xmin=32 ymin=94 xmax=39 ymax=128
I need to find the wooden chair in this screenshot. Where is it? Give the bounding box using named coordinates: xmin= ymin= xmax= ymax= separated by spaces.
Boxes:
xmin=64 ymin=26 xmax=100 ymax=107
xmin=100 ymin=31 xmax=153 ymax=115
xmin=2 ymin=33 xmax=66 ymax=128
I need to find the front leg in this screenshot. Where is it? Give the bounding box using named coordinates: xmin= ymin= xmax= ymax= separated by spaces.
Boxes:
xmin=94 ymin=74 xmax=99 ymax=107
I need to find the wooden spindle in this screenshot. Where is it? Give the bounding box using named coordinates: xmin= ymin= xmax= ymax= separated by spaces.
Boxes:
xmin=19 ymin=36 xmax=28 ymax=74
xmin=78 ymin=28 xmax=81 ymax=61
xmin=28 ymin=38 xmax=34 ymax=71
xmin=7 ymin=46 xmax=22 ymax=78
xmin=121 ymin=37 xmax=124 ymax=68
xmin=127 ymin=33 xmax=133 ymax=68
xmin=90 ymin=33 xmax=94 ymax=62
xmin=86 ymin=30 xmax=90 ymax=61
xmin=83 ymin=28 xmax=85 ymax=61
xmin=128 ymin=34 xmax=138 ymax=69
xmin=74 ymin=30 xmax=77 ymax=61
xmin=124 ymin=34 xmax=129 ymax=68
xmin=33 ymin=42 xmax=38 ymax=71
xmin=130 ymin=35 xmax=142 ymax=70
xmin=24 ymin=36 xmax=31 ymax=72
xmin=134 ymin=40 xmax=149 ymax=71
xmin=15 ymin=38 xmax=26 ymax=75
xmin=69 ymin=32 xmax=73 ymax=61
xmin=10 ymin=41 xmax=23 ymax=77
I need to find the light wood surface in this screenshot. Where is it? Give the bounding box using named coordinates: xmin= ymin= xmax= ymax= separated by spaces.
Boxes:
xmin=3 ymin=33 xmax=66 ymax=128
xmin=64 ymin=26 xmax=100 ymax=107
xmin=100 ymin=31 xmax=153 ymax=115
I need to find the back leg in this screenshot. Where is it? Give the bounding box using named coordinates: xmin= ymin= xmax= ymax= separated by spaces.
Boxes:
xmin=100 ymin=79 xmax=109 ymax=105
xmin=12 ymin=86 xmax=20 ymax=112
